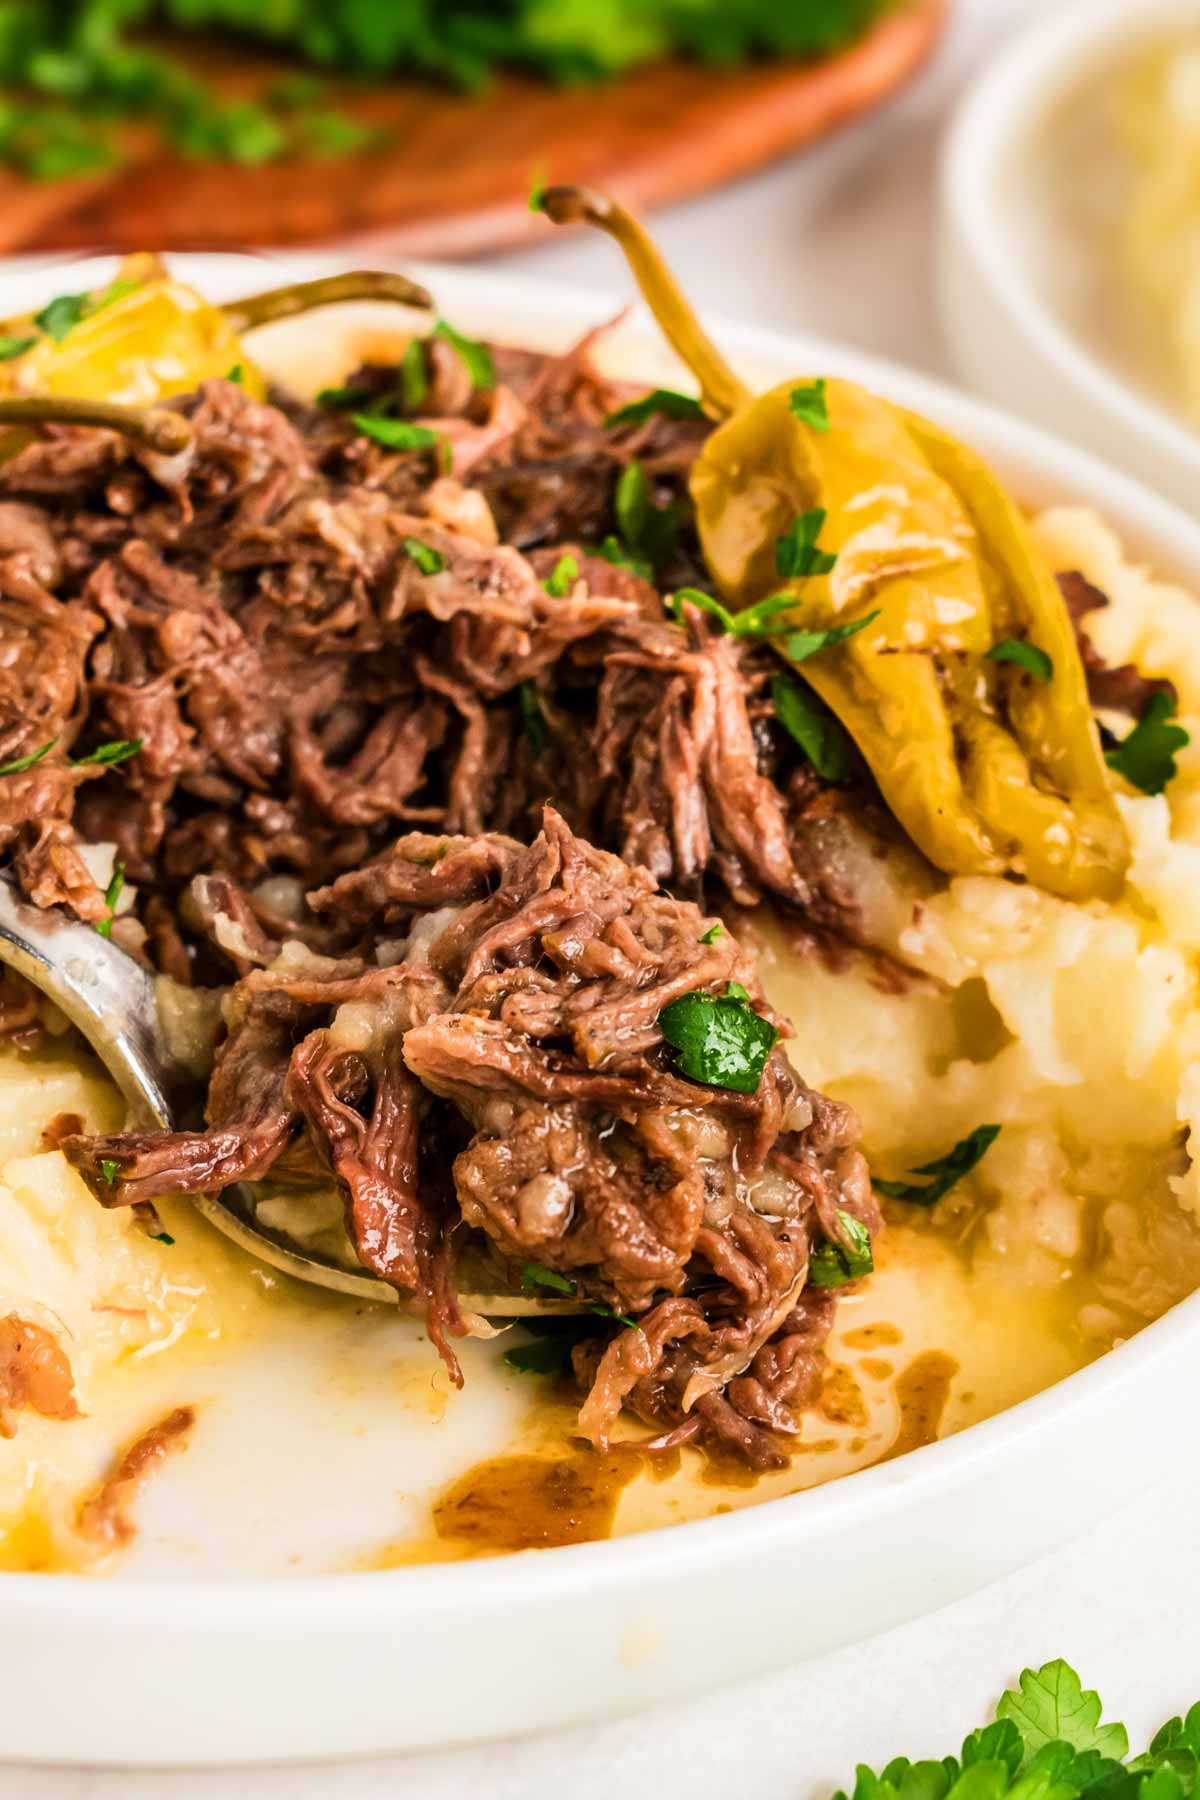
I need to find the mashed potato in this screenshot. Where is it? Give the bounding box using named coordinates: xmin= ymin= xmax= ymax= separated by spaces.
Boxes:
xmin=767 ymin=504 xmax=1200 ymax=1347
xmin=3 ymin=503 xmax=1200 ymax=1569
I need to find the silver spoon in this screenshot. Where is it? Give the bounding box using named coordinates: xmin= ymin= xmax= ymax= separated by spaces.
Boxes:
xmin=0 ymin=874 xmax=572 ymax=1318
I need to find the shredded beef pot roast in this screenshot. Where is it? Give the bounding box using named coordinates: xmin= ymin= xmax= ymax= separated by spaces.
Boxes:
xmin=7 ymin=327 xmax=1132 ymax=1467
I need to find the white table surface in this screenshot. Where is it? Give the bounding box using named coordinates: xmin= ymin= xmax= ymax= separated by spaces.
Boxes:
xmin=15 ymin=1 xmax=1198 ymax=1793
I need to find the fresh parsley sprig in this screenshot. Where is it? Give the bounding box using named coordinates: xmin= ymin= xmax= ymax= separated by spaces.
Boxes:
xmin=830 ymin=1659 xmax=1194 ymax=1800
xmin=520 ymin=1261 xmax=638 ymax=1329
xmin=403 ymin=536 xmax=446 ymax=576
xmin=658 ymin=980 xmax=778 ymax=1095
xmin=789 ymin=378 xmax=831 ymax=432
xmin=543 ymin=553 xmax=579 ymax=598
xmin=1105 ymin=691 xmax=1190 ymax=796
xmin=351 ymin=414 xmax=439 ymax=453
xmin=612 ymin=460 xmax=681 ymax=573
xmin=986 ymin=638 xmax=1053 ymax=682
xmin=771 ymin=672 xmax=856 ymax=784
xmin=432 ymin=318 xmax=495 ymax=390
xmin=776 ymin=507 xmax=837 ymax=578
xmin=94 ymin=860 xmax=125 ymax=940
xmin=873 ymin=1124 xmax=1001 ymax=1206
xmin=809 ymin=1211 xmax=874 ymax=1289
xmin=605 ymin=388 xmax=706 ymax=430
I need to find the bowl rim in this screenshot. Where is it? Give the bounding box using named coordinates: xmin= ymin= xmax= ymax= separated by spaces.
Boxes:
xmin=941 ymin=0 xmax=1200 ymax=485
xmin=4 ymin=250 xmax=1200 ymax=1621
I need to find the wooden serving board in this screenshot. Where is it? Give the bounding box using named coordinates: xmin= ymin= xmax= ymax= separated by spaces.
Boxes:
xmin=0 ymin=1 xmax=945 ymax=259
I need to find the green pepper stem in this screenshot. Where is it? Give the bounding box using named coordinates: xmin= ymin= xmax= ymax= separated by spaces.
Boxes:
xmin=538 ymin=185 xmax=751 ymax=420
xmin=222 ymin=271 xmax=433 ymax=335
xmin=0 ymin=396 xmax=191 ymax=453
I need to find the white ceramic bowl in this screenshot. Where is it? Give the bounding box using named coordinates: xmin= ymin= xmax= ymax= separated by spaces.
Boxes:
xmin=939 ymin=0 xmax=1200 ymax=514
xmin=6 ymin=253 xmax=1200 ymax=1769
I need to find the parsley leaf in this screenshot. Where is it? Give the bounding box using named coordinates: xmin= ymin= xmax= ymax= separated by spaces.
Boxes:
xmin=351 ymin=414 xmax=439 ymax=453
xmin=785 ymin=611 xmax=880 ymax=663
xmin=0 ymin=738 xmax=58 ymax=776
xmin=0 ymin=334 xmax=35 ymax=362
xmin=73 ymin=738 xmax=142 ymax=767
xmin=505 ymin=1336 xmax=576 ymax=1376
xmin=986 ymin=639 xmax=1053 ymax=681
xmin=962 ymin=1722 xmax=1026 ymax=1779
xmin=149 ymin=1230 xmax=175 ymax=1245
xmin=1105 ymin=691 xmax=1189 ymax=796
xmin=808 ymin=1210 xmax=874 ymax=1288
xmin=403 ymin=536 xmax=446 ymax=576
xmin=543 ymin=553 xmax=580 ymax=598
xmin=34 ymin=276 xmax=135 ymax=345
xmin=98 ymin=1157 xmax=121 ymax=1187
xmin=226 ymin=363 xmax=245 ymax=386
xmin=518 ymin=682 xmax=548 ymax=754
xmin=789 ymin=378 xmax=831 ymax=432
xmin=317 ymin=383 xmax=373 ymax=412
xmin=614 ymin=460 xmax=680 ymax=571
xmin=94 ymin=859 xmax=125 ymax=940
xmin=597 ymin=535 xmax=654 ymax=581
xmin=699 ymin=922 xmax=723 ymax=944
xmin=998 ymin=1663 xmax=1129 ymax=1763
xmin=772 ymin=672 xmax=856 ymax=783
xmin=433 ymin=318 xmax=495 ymax=390
xmin=399 ymin=337 xmax=429 ymax=412
xmin=521 ymin=1260 xmax=574 ymax=1296
xmin=873 ymin=1124 xmax=1001 ymax=1206
xmin=658 ymin=982 xmax=778 ymax=1095
xmin=605 ymin=388 xmax=706 ymax=430
xmin=776 ymin=507 xmax=837 ymax=579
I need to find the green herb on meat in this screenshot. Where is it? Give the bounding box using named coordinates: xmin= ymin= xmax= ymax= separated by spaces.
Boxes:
xmin=403 ymin=536 xmax=446 ymax=576
xmin=543 ymin=553 xmax=579 ymax=598
xmin=432 ymin=318 xmax=495 ymax=390
xmin=73 ymin=738 xmax=143 ymax=767
xmin=771 ymin=672 xmax=855 ymax=783
xmin=873 ymin=1124 xmax=1002 ymax=1206
xmin=0 ymin=334 xmax=36 ymax=361
xmin=658 ymin=982 xmax=778 ymax=1095
xmin=808 ymin=1211 xmax=874 ymax=1289
xmin=94 ymin=859 xmax=125 ymax=939
xmin=351 ymin=414 xmax=438 ymax=452
xmin=0 ymin=738 xmax=58 ymax=775
xmin=613 ymin=459 xmax=680 ymax=572
xmin=605 ymin=388 xmax=706 ymax=430
xmin=776 ymin=507 xmax=837 ymax=579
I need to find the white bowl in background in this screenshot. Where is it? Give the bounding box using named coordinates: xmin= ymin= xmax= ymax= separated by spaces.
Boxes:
xmin=4 ymin=254 xmax=1200 ymax=1767
xmin=939 ymin=0 xmax=1200 ymax=514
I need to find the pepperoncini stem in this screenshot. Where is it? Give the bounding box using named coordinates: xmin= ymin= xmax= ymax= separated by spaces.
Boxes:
xmin=538 ymin=185 xmax=750 ymax=419
xmin=221 ymin=270 xmax=433 ymax=336
xmin=0 ymin=396 xmax=191 ymax=454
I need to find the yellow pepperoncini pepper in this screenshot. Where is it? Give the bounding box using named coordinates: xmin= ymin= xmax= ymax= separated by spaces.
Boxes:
xmin=538 ymin=186 xmax=1130 ymax=902
xmin=0 ymin=259 xmax=432 ymax=409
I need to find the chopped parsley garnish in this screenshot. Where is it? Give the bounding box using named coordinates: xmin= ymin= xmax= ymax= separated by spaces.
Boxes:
xmin=1104 ymin=691 xmax=1189 ymax=796
xmin=986 ymin=638 xmax=1053 ymax=681
xmin=776 ymin=507 xmax=837 ymax=579
xmin=0 ymin=334 xmax=35 ymax=362
xmin=808 ymin=1210 xmax=874 ymax=1289
xmin=543 ymin=553 xmax=580 ymax=598
xmin=505 ymin=1335 xmax=576 ymax=1376
xmin=34 ymin=277 xmax=135 ymax=345
xmin=316 ymin=383 xmax=373 ymax=412
xmin=528 ymin=170 xmax=548 ymax=212
xmin=667 ymin=584 xmax=874 ymax=663
xmin=518 ymin=682 xmax=549 ymax=755
xmin=98 ymin=1157 xmax=121 ymax=1187
xmin=771 ymin=672 xmax=856 ymax=783
xmin=519 ymin=1261 xmax=637 ymax=1328
xmin=351 ymin=414 xmax=439 ymax=453
xmin=94 ymin=860 xmax=125 ymax=939
xmin=613 ymin=460 xmax=680 ymax=572
xmin=873 ymin=1123 xmax=1001 ymax=1206
xmin=521 ymin=1260 xmax=574 ymax=1296
xmin=149 ymin=1230 xmax=176 ymax=1245
xmin=433 ymin=319 xmax=495 ymax=390
xmin=73 ymin=738 xmax=143 ymax=767
xmin=399 ymin=338 xmax=429 ymax=412
xmin=0 ymin=738 xmax=58 ymax=776
xmin=783 ymin=611 xmax=879 ymax=664
xmin=596 ymin=536 xmax=654 ymax=581
xmin=789 ymin=378 xmax=830 ymax=432
xmin=605 ymin=388 xmax=706 ymax=430
xmin=658 ymin=982 xmax=778 ymax=1095
xmin=226 ymin=364 xmax=245 ymax=386
xmin=403 ymin=536 xmax=446 ymax=576
xmin=699 ymin=922 xmax=723 ymax=944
